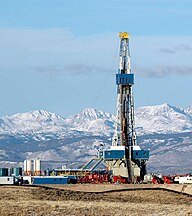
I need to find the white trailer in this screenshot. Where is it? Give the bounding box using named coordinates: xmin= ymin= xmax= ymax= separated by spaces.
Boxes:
xmin=174 ymin=176 xmax=192 ymax=184
xmin=0 ymin=176 xmax=15 ymax=185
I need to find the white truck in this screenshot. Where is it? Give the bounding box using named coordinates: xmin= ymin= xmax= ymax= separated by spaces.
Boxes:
xmin=174 ymin=175 xmax=192 ymax=184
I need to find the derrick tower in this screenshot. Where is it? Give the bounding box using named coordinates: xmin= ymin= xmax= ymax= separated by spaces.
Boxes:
xmin=113 ymin=32 xmax=136 ymax=148
xmin=112 ymin=32 xmax=137 ymax=181
xmin=81 ymin=32 xmax=149 ymax=183
xmin=107 ymin=32 xmax=149 ymax=183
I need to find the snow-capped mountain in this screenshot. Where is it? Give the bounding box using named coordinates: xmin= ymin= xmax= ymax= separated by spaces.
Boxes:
xmin=0 ymin=103 xmax=191 ymax=136
xmin=0 ymin=110 xmax=66 ymax=134
xmin=135 ymin=103 xmax=192 ymax=134
xmin=0 ymin=103 xmax=191 ymax=174
xmin=65 ymin=108 xmax=115 ymax=136
xmin=0 ymin=108 xmax=115 ymax=136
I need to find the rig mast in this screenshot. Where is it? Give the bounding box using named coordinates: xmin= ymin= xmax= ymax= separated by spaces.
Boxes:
xmin=81 ymin=32 xmax=149 ymax=183
xmin=113 ymin=32 xmax=136 ymax=147
xmin=113 ymin=32 xmax=137 ymax=181
xmin=109 ymin=32 xmax=149 ymax=183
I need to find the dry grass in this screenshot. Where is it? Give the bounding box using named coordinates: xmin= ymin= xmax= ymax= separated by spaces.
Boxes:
xmin=0 ymin=185 xmax=191 ymax=216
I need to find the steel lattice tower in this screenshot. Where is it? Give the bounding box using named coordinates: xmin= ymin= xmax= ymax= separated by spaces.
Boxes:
xmin=111 ymin=32 xmax=148 ymax=182
xmin=84 ymin=32 xmax=150 ymax=183
xmin=113 ymin=32 xmax=137 ymax=148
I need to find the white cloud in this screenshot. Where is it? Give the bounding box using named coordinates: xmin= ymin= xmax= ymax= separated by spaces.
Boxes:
xmin=32 ymin=63 xmax=112 ymax=76
xmin=0 ymin=28 xmax=118 ymax=71
xmin=159 ymin=44 xmax=192 ymax=54
xmin=135 ymin=65 xmax=192 ymax=78
xmin=0 ymin=28 xmax=192 ymax=78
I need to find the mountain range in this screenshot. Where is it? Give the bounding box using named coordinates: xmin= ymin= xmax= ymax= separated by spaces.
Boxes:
xmin=0 ymin=103 xmax=191 ymax=174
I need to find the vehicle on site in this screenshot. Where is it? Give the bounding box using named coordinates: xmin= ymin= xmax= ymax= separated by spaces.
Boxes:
xmin=0 ymin=176 xmax=21 ymax=185
xmin=174 ymin=175 xmax=192 ymax=184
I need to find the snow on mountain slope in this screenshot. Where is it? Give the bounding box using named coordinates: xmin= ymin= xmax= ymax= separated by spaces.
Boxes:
xmin=64 ymin=108 xmax=115 ymax=135
xmin=135 ymin=103 xmax=192 ymax=134
xmin=71 ymin=108 xmax=113 ymax=121
xmin=0 ymin=110 xmax=67 ymax=134
xmin=0 ymin=108 xmax=115 ymax=137
xmin=0 ymin=104 xmax=191 ymax=136
xmin=185 ymin=106 xmax=192 ymax=116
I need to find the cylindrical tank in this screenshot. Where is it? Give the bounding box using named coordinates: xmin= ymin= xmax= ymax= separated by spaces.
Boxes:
xmin=24 ymin=160 xmax=32 ymax=175
xmin=0 ymin=168 xmax=8 ymax=176
xmin=34 ymin=160 xmax=41 ymax=175
xmin=10 ymin=167 xmax=22 ymax=176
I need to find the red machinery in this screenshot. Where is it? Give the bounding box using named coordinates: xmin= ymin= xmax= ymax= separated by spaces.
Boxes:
xmin=163 ymin=175 xmax=173 ymax=184
xmin=78 ymin=173 xmax=109 ymax=184
xmin=151 ymin=175 xmax=173 ymax=184
xmin=113 ymin=176 xmax=128 ymax=184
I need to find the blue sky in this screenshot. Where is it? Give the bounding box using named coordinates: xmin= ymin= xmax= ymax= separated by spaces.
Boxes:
xmin=0 ymin=0 xmax=191 ymax=116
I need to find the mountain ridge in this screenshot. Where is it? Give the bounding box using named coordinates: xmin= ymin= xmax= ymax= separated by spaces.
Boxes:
xmin=0 ymin=103 xmax=191 ymax=135
xmin=0 ymin=103 xmax=191 ymax=174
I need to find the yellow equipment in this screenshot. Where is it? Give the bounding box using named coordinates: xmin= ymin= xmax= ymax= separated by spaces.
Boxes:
xmin=118 ymin=32 xmax=129 ymax=39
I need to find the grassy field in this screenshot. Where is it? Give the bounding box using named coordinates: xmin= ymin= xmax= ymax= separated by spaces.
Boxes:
xmin=0 ymin=185 xmax=191 ymax=216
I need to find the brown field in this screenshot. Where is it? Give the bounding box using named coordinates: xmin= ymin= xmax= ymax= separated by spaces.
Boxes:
xmin=0 ymin=185 xmax=191 ymax=216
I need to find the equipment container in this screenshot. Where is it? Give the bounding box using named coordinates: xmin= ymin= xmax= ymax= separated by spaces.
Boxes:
xmin=32 ymin=176 xmax=69 ymax=184
xmin=10 ymin=167 xmax=22 ymax=176
xmin=0 ymin=168 xmax=8 ymax=176
xmin=0 ymin=176 xmax=15 ymax=185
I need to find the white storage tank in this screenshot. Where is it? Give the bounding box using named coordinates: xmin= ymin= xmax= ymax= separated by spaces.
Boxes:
xmin=34 ymin=159 xmax=41 ymax=176
xmin=24 ymin=160 xmax=32 ymax=176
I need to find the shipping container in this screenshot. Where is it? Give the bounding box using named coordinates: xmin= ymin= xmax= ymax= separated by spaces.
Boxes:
xmin=32 ymin=176 xmax=69 ymax=184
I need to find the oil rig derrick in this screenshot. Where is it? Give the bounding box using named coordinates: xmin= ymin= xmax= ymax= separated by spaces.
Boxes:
xmin=104 ymin=32 xmax=149 ymax=183
xmin=81 ymin=32 xmax=149 ymax=183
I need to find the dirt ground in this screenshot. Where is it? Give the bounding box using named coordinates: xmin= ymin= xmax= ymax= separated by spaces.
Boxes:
xmin=0 ymin=185 xmax=191 ymax=216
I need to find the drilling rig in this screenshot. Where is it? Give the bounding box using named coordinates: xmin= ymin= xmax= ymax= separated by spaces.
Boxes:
xmin=102 ymin=32 xmax=149 ymax=183
xmin=81 ymin=32 xmax=149 ymax=183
